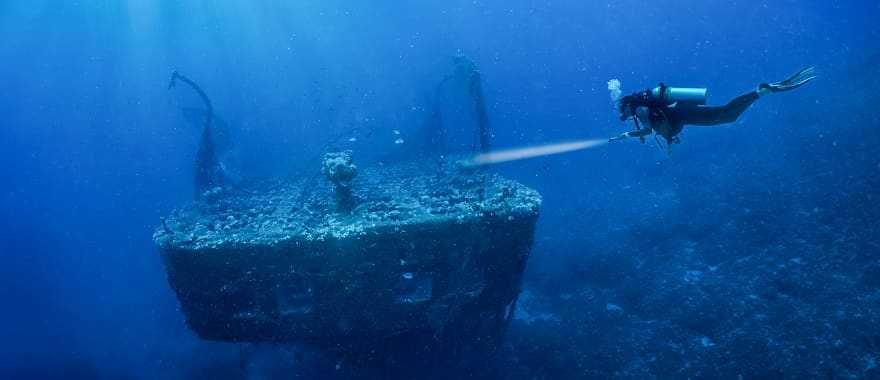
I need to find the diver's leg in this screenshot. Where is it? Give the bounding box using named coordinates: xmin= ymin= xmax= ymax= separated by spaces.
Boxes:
xmin=676 ymin=91 xmax=760 ymax=126
xmin=716 ymin=91 xmax=762 ymax=123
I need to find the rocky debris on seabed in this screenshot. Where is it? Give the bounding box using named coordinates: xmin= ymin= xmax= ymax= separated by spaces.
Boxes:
xmin=501 ymin=148 xmax=880 ymax=379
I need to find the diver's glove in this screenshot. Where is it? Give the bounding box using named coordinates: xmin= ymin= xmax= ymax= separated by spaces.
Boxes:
xmin=758 ymin=66 xmax=816 ymax=96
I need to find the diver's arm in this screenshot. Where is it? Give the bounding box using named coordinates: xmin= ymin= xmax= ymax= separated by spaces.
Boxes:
xmin=628 ymin=128 xmax=652 ymax=137
xmin=609 ymin=127 xmax=652 ymax=141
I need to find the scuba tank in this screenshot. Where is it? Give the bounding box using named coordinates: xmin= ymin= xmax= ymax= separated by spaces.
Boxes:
xmin=650 ymin=84 xmax=708 ymax=105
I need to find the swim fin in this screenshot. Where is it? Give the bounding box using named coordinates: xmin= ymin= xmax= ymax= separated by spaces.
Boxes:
xmin=759 ymin=66 xmax=817 ymax=94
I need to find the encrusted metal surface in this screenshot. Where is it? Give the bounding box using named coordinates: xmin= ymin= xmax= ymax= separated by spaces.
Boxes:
xmin=154 ymin=161 xmax=541 ymax=249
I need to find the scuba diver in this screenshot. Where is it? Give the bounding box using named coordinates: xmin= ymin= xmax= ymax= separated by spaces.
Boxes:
xmin=609 ymin=67 xmax=816 ymax=151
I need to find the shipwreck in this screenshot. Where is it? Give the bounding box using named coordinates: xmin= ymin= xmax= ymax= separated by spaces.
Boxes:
xmin=155 ymin=61 xmax=542 ymax=368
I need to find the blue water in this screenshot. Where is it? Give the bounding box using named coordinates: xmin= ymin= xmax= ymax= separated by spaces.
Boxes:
xmin=1 ymin=1 xmax=878 ymax=379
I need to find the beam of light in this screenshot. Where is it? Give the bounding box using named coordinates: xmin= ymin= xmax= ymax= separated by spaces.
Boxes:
xmin=463 ymin=139 xmax=608 ymax=166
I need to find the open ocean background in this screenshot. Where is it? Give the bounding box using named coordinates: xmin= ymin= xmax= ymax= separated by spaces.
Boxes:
xmin=1 ymin=1 xmax=878 ymax=378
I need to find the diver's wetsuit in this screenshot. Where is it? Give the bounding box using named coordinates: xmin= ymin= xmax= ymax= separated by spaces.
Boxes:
xmin=617 ymin=67 xmax=815 ymax=145
xmin=628 ymin=90 xmax=760 ymax=141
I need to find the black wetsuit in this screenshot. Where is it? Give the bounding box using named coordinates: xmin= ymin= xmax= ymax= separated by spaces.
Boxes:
xmin=629 ymin=91 xmax=761 ymax=141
